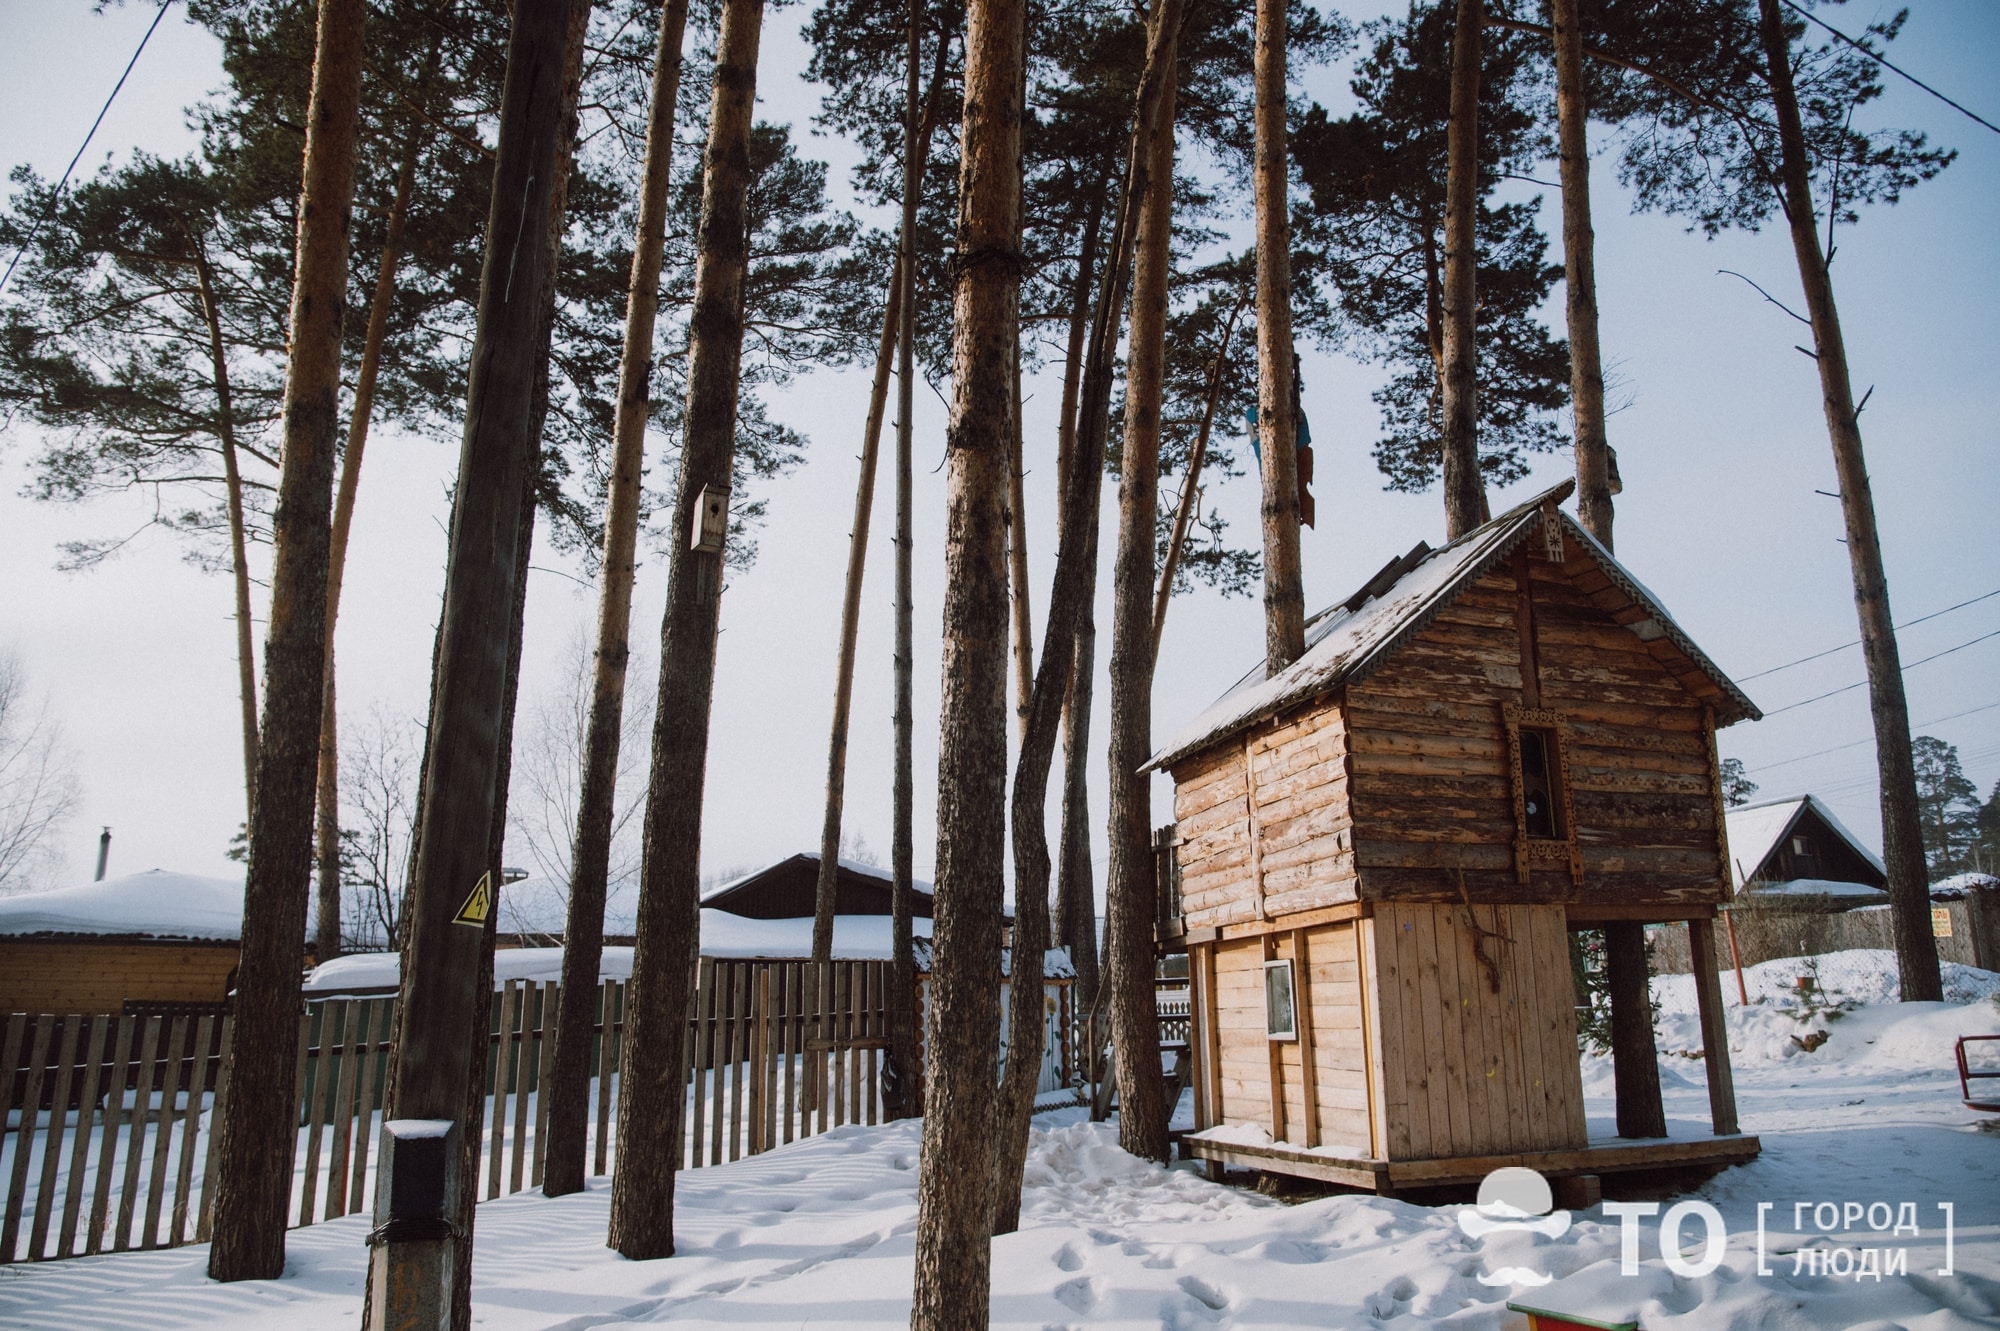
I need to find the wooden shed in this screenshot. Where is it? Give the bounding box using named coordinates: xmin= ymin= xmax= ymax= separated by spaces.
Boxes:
xmin=0 ymin=870 xmax=246 ymax=1017
xmin=1149 ymin=483 xmax=1762 ymax=1191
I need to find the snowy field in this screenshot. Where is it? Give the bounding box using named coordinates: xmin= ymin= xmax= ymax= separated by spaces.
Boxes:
xmin=4 ymin=959 xmax=1999 ymax=1329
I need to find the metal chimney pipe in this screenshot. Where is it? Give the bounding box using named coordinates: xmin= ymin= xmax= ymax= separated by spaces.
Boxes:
xmin=95 ymin=827 xmax=111 ymax=881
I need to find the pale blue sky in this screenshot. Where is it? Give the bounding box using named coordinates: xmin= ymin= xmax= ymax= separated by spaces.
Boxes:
xmin=0 ymin=0 xmax=1994 ymax=895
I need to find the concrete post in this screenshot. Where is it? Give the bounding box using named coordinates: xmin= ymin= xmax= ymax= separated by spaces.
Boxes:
xmin=367 ymin=1118 xmax=459 ymax=1331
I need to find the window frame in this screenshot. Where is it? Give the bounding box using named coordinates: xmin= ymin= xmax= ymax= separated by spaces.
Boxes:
xmin=1502 ymin=704 xmax=1582 ymax=886
xmin=1263 ymin=958 xmax=1298 ymax=1042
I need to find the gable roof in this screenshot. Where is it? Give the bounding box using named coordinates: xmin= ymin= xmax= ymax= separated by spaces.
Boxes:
xmin=1147 ymin=482 xmax=1760 ymax=773
xmin=1723 ymin=794 xmax=1885 ymax=890
xmin=699 ymin=853 xmax=936 ymax=919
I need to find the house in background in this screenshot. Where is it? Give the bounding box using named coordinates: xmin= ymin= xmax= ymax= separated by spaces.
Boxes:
xmin=0 ymin=871 xmax=247 ymax=1016
xmin=1724 ymin=794 xmax=1887 ymax=905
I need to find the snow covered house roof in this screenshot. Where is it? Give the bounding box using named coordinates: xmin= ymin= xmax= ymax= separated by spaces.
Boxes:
xmin=1929 ymin=871 xmax=1999 ymax=900
xmin=700 ymin=853 xmax=936 ymax=919
xmin=1147 ymin=482 xmax=1760 ymax=773
xmin=1724 ymin=794 xmax=1885 ymax=891
xmin=301 ymin=916 xmax=1073 ymax=999
xmin=0 ymin=870 xmax=245 ymax=941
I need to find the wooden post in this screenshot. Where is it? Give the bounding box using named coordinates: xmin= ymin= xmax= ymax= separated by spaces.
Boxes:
xmin=1687 ymin=919 xmax=1739 ymax=1136
xmin=1291 ymin=928 xmax=1320 ymax=1149
xmin=1724 ymin=908 xmax=1749 ymax=1005
xmin=1605 ymin=921 xmax=1665 ymax=1138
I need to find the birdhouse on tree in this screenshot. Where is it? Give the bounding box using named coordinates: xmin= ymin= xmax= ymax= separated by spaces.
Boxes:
xmin=1149 ymin=482 xmax=1762 ymax=1191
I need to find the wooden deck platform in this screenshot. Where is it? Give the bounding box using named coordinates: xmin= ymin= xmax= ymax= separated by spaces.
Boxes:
xmin=1183 ymin=1131 xmax=1761 ymax=1193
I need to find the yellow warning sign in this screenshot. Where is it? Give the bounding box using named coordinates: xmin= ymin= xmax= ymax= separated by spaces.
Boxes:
xmin=454 ymin=871 xmax=493 ymax=928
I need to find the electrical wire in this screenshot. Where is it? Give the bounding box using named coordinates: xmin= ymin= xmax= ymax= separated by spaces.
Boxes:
xmin=1748 ymin=700 xmax=2000 ymax=774
xmin=1781 ymin=0 xmax=2000 ymax=138
xmin=0 ymin=1 xmax=176 ymax=297
xmin=1737 ymin=586 xmax=2000 ymax=682
xmin=1760 ymin=628 xmax=2000 ymax=717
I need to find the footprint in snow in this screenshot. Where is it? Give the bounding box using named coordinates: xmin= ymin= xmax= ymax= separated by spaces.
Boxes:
xmin=1362 ymin=1275 xmax=1417 ymax=1319
xmin=1054 ymin=1277 xmax=1098 ymax=1313
xmin=1177 ymin=1275 xmax=1230 ymax=1312
xmin=1053 ymin=1242 xmax=1085 ymax=1273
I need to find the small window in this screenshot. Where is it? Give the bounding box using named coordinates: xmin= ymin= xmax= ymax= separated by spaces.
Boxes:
xmin=1263 ymin=960 xmax=1297 ymax=1042
xmin=1518 ymin=727 xmax=1564 ymax=840
xmin=1791 ymin=836 xmax=1811 ymax=857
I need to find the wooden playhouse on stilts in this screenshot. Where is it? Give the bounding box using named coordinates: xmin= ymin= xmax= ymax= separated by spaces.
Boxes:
xmin=1150 ymin=483 xmax=1762 ymax=1193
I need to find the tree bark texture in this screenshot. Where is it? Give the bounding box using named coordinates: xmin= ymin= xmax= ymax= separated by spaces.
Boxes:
xmin=609 ymin=0 xmax=765 ymax=1258
xmin=381 ymin=0 xmax=581 ymax=1184
xmin=192 ymin=247 xmax=261 ymax=825
xmin=909 ymin=0 xmax=1023 ymax=1315
xmin=888 ymin=0 xmax=924 ymax=1118
xmin=315 ymin=74 xmax=433 ymax=965
xmin=1439 ymin=0 xmax=1487 ymax=540
xmin=543 ymin=0 xmax=690 ymax=1201
xmin=206 ymin=0 xmax=364 ymax=1282
xmin=1106 ymin=53 xmax=1177 ymax=1166
xmin=1756 ymin=0 xmax=1939 ymax=1001
xmin=1605 ymin=920 xmax=1665 ymax=1138
xmin=1551 ymin=0 xmax=1613 ymax=550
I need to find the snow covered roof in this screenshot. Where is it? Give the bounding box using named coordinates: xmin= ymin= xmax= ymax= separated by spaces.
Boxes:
xmin=1147 ymin=482 xmax=1759 ymax=773
xmin=1736 ymin=877 xmax=1887 ymax=903
xmin=301 ymin=916 xmax=1074 ymax=998
xmin=0 ymin=870 xmax=245 ymax=941
xmin=1724 ymin=794 xmax=1885 ymax=890
xmin=1928 ymin=871 xmax=1998 ymax=900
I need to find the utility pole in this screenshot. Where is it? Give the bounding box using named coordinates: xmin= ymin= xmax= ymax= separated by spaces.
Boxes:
xmin=369 ymin=3 xmax=582 ymax=1323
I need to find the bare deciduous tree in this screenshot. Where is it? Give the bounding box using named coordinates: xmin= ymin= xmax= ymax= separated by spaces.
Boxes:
xmin=0 ymin=654 xmax=81 ymax=895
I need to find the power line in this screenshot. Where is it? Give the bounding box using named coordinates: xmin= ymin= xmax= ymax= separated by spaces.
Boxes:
xmin=1760 ymin=627 xmax=2000 ymax=717
xmin=0 ymin=1 xmax=175 ymax=297
xmin=1781 ymin=0 xmax=2000 ymax=138
xmin=1748 ymin=700 xmax=2000 ymax=774
xmin=1738 ymin=586 xmax=2000 ymax=682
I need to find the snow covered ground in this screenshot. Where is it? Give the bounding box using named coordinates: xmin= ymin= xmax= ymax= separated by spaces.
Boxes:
xmin=5 ymin=960 xmax=1999 ymax=1329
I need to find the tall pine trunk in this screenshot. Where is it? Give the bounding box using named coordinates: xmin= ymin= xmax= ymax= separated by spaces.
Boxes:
xmin=910 ymin=0 xmax=1024 ymax=1314
xmin=1439 ymin=0 xmax=1486 ymax=539
xmin=1253 ymin=0 xmax=1304 ymax=670
xmin=608 ymin=0 xmax=766 ymax=1258
xmin=812 ymin=47 xmax=948 ymax=976
xmin=887 ymin=0 xmax=925 ymax=1120
xmin=1550 ymin=0 xmax=1613 ymax=548
xmin=314 ymin=62 xmax=437 ymax=964
xmin=192 ymin=247 xmax=261 ymax=823
xmin=543 ymin=0 xmax=690 ymax=1200
xmin=1756 ymin=0 xmax=1939 ymax=1001
xmin=206 ymin=0 xmax=364 ymax=1281
xmin=1052 ymin=184 xmax=1105 ymax=1012
xmin=1107 ymin=37 xmax=1178 ymax=1166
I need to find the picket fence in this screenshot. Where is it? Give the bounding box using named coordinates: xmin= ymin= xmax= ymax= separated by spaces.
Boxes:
xmin=0 ymin=957 xmax=918 ymax=1265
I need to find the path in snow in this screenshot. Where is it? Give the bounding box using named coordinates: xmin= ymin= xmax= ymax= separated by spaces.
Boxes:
xmin=4 ymin=990 xmax=1998 ymax=1329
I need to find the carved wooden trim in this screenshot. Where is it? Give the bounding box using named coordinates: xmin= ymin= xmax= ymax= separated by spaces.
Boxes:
xmin=1502 ymin=704 xmax=1582 ymax=887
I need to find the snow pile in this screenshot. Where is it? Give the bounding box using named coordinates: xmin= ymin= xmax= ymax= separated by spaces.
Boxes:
xmin=0 ymin=869 xmax=244 ymax=939
xmin=1646 ymin=950 xmax=2000 ymax=1068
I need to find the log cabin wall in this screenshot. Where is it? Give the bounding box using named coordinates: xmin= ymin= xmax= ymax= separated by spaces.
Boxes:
xmin=1366 ymin=902 xmax=1585 ymax=1159
xmin=1348 ymin=526 xmax=1730 ymax=911
xmin=1175 ymin=706 xmax=1359 ymax=932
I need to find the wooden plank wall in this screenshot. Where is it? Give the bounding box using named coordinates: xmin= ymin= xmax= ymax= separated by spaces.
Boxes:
xmin=1207 ymin=922 xmax=1371 ymax=1148
xmin=1348 ymin=549 xmax=1726 ymax=908
xmin=1367 ymin=902 xmax=1584 ymax=1161
xmin=0 ymin=941 xmax=239 ymax=1018
xmin=1176 ymin=708 xmax=1359 ymax=931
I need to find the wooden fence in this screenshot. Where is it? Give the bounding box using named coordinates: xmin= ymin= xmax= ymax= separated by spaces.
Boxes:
xmin=0 ymin=958 xmax=912 ymax=1265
